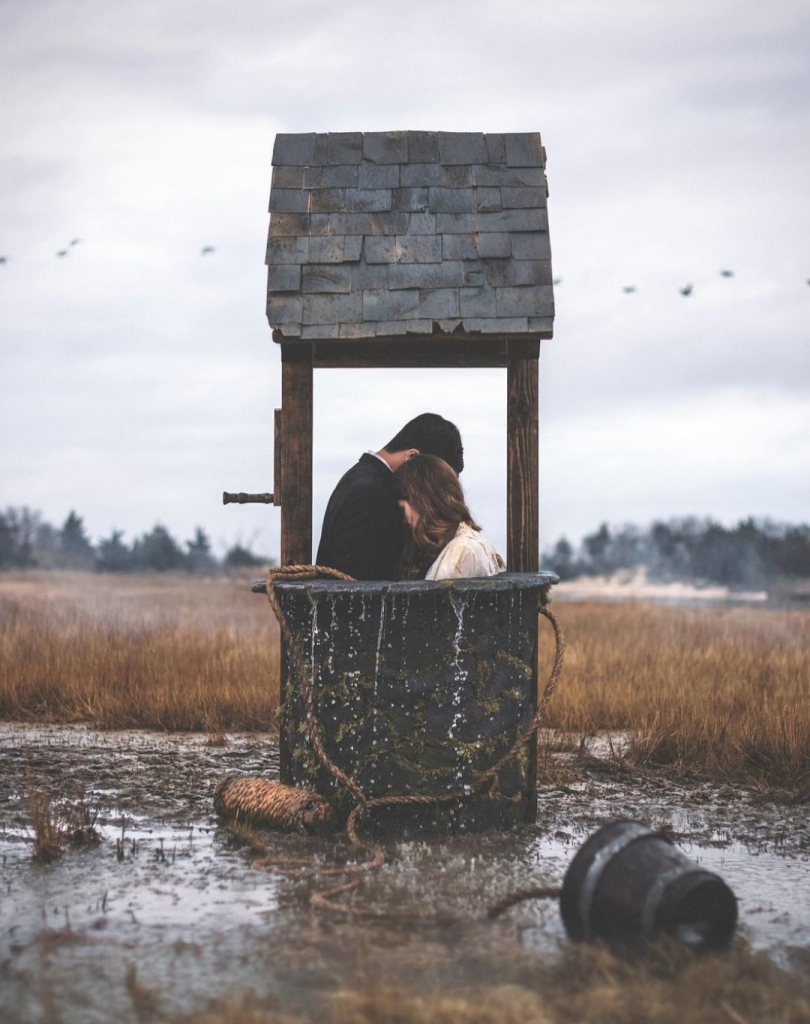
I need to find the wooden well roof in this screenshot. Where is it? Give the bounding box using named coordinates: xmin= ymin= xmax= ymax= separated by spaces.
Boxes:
xmin=266 ymin=131 xmax=554 ymax=343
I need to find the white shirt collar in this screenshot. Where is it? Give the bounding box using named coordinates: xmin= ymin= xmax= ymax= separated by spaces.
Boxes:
xmin=366 ymin=450 xmax=393 ymax=472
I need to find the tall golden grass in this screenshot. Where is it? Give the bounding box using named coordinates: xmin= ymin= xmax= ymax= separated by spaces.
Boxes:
xmin=0 ymin=572 xmax=279 ymax=731
xmin=543 ymin=601 xmax=810 ymax=790
xmin=1 ymin=572 xmax=807 ymax=789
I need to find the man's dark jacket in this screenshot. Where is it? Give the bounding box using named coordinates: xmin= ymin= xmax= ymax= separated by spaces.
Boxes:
xmin=316 ymin=454 xmax=406 ymax=580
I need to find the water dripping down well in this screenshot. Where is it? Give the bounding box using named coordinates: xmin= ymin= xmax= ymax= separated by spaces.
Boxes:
xmin=264 ymin=573 xmax=557 ymax=834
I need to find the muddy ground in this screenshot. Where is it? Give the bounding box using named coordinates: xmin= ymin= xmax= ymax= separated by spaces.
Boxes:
xmin=1 ymin=725 xmax=808 ymax=1023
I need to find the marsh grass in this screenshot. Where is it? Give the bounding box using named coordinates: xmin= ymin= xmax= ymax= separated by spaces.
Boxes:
xmin=542 ymin=602 xmax=810 ymax=791
xmin=1 ymin=572 xmax=808 ymax=789
xmin=0 ymin=572 xmax=279 ymax=731
xmin=125 ymin=941 xmax=810 ymax=1024
xmin=24 ymin=772 xmax=101 ymax=861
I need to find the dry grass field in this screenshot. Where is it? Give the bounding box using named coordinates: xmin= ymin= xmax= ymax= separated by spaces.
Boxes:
xmin=0 ymin=571 xmax=808 ymax=791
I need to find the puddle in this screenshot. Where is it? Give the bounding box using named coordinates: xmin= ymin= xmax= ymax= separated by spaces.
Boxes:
xmin=1 ymin=724 xmax=808 ymax=1023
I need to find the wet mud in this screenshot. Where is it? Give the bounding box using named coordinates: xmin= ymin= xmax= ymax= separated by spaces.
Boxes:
xmin=1 ymin=725 xmax=808 ymax=1023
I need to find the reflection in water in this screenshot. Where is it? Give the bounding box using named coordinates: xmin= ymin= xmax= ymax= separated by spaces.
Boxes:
xmin=1 ymin=724 xmax=808 ymax=1022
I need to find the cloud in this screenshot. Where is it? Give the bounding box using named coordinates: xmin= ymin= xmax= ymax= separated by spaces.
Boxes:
xmin=2 ymin=0 xmax=809 ymax=557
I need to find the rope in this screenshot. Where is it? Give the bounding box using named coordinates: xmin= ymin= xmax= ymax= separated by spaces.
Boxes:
xmin=260 ymin=563 xmax=565 ymax=917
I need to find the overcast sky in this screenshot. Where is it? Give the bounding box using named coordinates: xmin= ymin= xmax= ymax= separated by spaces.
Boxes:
xmin=2 ymin=0 xmax=808 ymax=559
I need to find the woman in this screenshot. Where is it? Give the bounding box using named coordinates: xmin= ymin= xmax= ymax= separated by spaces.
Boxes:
xmin=394 ymin=454 xmax=505 ymax=580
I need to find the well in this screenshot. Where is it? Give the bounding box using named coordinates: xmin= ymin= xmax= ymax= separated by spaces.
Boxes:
xmin=272 ymin=572 xmax=557 ymax=833
xmin=226 ymin=129 xmax=559 ymax=831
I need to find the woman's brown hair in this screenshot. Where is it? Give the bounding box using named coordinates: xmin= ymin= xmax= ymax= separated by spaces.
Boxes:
xmin=394 ymin=454 xmax=480 ymax=576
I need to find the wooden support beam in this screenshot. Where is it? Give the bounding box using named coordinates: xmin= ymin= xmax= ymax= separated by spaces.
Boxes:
xmin=506 ymin=340 xmax=540 ymax=824
xmin=273 ymin=408 xmax=282 ymax=506
xmin=279 ymin=347 xmax=313 ymax=784
xmin=280 ymin=346 xmax=313 ymax=564
xmin=506 ymin=341 xmax=539 ymax=572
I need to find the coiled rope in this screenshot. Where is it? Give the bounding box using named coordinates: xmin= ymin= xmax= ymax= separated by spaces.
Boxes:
xmin=244 ymin=563 xmax=566 ymax=915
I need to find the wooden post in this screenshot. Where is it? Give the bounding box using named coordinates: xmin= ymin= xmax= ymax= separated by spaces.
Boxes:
xmin=507 ymin=341 xmax=539 ymax=572
xmin=279 ymin=345 xmax=313 ymax=782
xmin=506 ymin=339 xmax=540 ymax=822
xmin=280 ymin=346 xmax=313 ymax=564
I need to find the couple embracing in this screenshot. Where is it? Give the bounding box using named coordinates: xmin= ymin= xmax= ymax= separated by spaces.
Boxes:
xmin=317 ymin=413 xmax=504 ymax=582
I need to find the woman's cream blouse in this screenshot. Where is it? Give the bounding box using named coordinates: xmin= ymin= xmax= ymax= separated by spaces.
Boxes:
xmin=425 ymin=522 xmax=506 ymax=581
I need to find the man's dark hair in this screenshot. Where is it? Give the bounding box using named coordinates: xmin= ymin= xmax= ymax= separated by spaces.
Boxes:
xmin=384 ymin=413 xmax=464 ymax=474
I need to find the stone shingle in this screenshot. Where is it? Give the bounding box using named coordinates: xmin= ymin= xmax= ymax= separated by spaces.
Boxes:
xmin=418 ymin=288 xmax=460 ymax=318
xmin=327 ymin=132 xmax=363 ymax=164
xmin=389 ymin=261 xmax=475 ymax=291
xmin=322 ymin=165 xmax=358 ymax=188
xmin=302 ymin=265 xmax=352 ymax=293
xmin=435 ymin=213 xmax=475 ymax=234
xmin=484 ymin=133 xmax=505 ymax=163
xmin=496 ymin=285 xmax=555 ymax=317
xmin=363 ymin=289 xmax=420 ymax=321
xmin=272 ymin=166 xmax=305 ymax=189
xmin=339 ymin=292 xmax=363 ymax=322
xmin=267 ymin=265 xmax=301 ymax=292
xmin=369 ymin=212 xmax=410 ymax=235
xmin=504 ymin=132 xmax=544 ymax=167
xmin=345 ymin=188 xmax=393 ymax=212
xmin=511 ymin=233 xmax=552 ymax=260
xmin=406 ymin=319 xmax=433 ymax=334
xmin=266 ymin=129 xmax=555 ymax=340
xmin=339 ymin=322 xmax=376 ymax=338
xmin=302 ymin=324 xmax=338 ymax=339
xmin=310 ymin=189 xmax=345 ymax=213
xmin=266 ymin=236 xmax=309 ymax=264
xmin=407 ymin=131 xmax=439 ymax=162
xmin=392 ymin=187 xmax=429 ymax=211
xmin=484 ymin=259 xmax=553 ymax=287
xmin=394 ymin=236 xmax=443 ymax=263
xmin=364 ymin=237 xmax=396 ymax=263
xmin=476 ymin=233 xmax=511 ymax=258
xmin=269 ymin=213 xmax=310 ymax=236
xmin=401 ymin=164 xmax=474 ymax=188
xmin=352 ymin=259 xmax=388 ymax=289
xmin=329 ymin=212 xmax=374 ymax=235
xmin=438 ymin=132 xmax=487 ymax=164
xmin=358 ymin=163 xmax=400 ymax=189
xmin=406 ymin=212 xmax=437 ymax=235
xmin=272 ymin=133 xmax=315 ymax=166
xmin=303 ymin=166 xmax=323 ymax=188
xmin=429 ymin=188 xmax=474 ymax=213
xmin=474 ymin=188 xmax=502 ymax=213
xmin=267 ymin=294 xmax=303 ymax=322
xmin=306 ymin=237 xmax=342 ymax=263
xmin=460 ymin=284 xmax=497 ymax=317
xmin=463 ymin=317 xmax=529 ymax=333
xmin=471 ymin=165 xmax=546 ymax=187
xmin=363 ymin=131 xmax=408 ymax=164
xmin=476 ymin=209 xmax=547 ymax=232
xmin=442 ymin=234 xmax=478 ymax=260
xmin=501 ymin=186 xmax=546 ymax=209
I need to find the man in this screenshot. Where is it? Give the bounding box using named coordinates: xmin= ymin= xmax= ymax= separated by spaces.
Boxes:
xmin=316 ymin=413 xmax=464 ymax=580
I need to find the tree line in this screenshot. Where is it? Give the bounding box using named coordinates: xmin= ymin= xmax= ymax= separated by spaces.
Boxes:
xmin=0 ymin=507 xmax=275 ymax=572
xmin=542 ymin=517 xmax=810 ymax=587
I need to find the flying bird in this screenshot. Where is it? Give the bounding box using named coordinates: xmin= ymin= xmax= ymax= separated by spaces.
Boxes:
xmin=622 ymin=285 xmax=637 ymax=294
xmin=56 ymin=250 xmax=68 ymax=257
xmin=552 ymin=277 xmax=562 ymax=285
xmin=69 ymin=238 xmax=82 ymax=247
xmin=0 ymin=256 xmax=7 ymax=265
xmin=201 ymin=246 xmax=216 ymax=255
xmin=680 ymin=283 xmax=693 ymax=297
xmin=719 ymin=269 xmax=734 ymax=278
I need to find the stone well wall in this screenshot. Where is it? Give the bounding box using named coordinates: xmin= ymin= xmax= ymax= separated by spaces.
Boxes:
xmin=275 ymin=573 xmax=557 ymax=834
